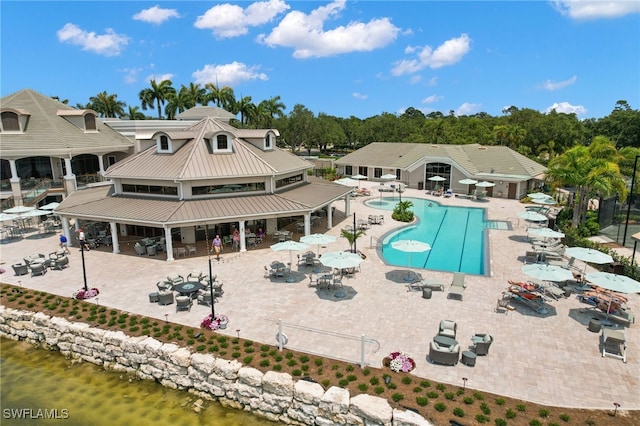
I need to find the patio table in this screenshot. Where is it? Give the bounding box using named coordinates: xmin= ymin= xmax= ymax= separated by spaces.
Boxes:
xmin=433 ymin=335 xmax=457 ymax=348
xmin=173 ymin=281 xmax=204 ymax=296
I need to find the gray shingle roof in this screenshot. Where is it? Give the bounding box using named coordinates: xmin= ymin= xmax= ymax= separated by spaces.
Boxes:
xmin=0 ymin=89 xmax=134 ymax=157
xmin=335 ymin=142 xmax=546 ymax=179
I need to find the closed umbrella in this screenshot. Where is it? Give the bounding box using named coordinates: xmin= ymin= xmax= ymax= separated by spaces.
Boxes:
xmin=300 ymin=233 xmax=336 ymax=256
xmin=320 ymin=251 xmax=364 ymax=270
xmin=522 ymin=264 xmax=574 ymax=282
xmin=391 ymin=240 xmax=431 ymax=281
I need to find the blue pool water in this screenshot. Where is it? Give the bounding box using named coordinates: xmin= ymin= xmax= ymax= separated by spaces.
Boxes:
xmin=367 ymin=197 xmax=488 ymax=275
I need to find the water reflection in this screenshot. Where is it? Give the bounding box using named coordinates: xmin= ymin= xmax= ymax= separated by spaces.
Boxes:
xmin=0 ymin=338 xmax=277 ymax=425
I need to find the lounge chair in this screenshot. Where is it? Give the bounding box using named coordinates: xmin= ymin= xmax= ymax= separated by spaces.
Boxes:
xmin=448 ymin=272 xmax=466 ymax=300
xmin=444 ymin=189 xmax=453 ymax=198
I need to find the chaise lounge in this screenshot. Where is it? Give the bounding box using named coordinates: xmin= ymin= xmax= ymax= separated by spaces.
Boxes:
xmin=448 ymin=272 xmax=466 ymax=300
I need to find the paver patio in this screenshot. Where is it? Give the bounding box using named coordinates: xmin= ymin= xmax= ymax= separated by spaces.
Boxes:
xmin=1 ymin=183 xmax=638 ymax=410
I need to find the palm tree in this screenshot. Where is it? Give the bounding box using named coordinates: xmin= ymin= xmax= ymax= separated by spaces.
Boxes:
xmin=546 ymin=136 xmax=626 ymax=227
xmin=89 ymin=91 xmax=126 ymax=118
xmin=262 ymin=96 xmax=286 ymax=127
xmin=182 ymin=83 xmax=207 ymax=106
xmin=125 ymin=106 xmax=146 ymax=120
xmin=340 ymin=228 xmax=366 ymax=253
xmin=139 ymin=79 xmax=175 ymax=119
xmin=205 ymin=83 xmax=235 ymax=110
xmin=164 ymin=89 xmax=193 ymax=119
xmin=235 ymin=95 xmax=255 ymax=126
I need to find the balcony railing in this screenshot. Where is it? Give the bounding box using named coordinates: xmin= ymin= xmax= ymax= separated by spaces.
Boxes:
xmin=21 ymin=178 xmax=65 ymax=206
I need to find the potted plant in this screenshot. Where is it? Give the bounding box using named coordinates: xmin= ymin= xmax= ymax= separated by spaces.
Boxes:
xmin=201 ymin=313 xmax=229 ymax=331
xmin=73 ymin=288 xmax=100 ymax=300
xmin=385 ymin=351 xmax=416 ymax=373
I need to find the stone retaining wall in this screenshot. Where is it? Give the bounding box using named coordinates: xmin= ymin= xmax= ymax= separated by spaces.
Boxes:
xmin=0 ymin=307 xmax=432 ymax=426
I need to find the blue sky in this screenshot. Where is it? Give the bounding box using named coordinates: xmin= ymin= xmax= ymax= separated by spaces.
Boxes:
xmin=2 ymin=1 xmax=639 ymax=119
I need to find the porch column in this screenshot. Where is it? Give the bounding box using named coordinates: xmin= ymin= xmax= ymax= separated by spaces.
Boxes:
xmin=164 ymin=227 xmax=174 ymax=261
xmin=8 ymin=160 xmax=22 ymax=206
xmin=109 ymin=222 xmax=120 ymax=253
xmin=304 ymin=214 xmax=311 ymax=236
xmin=97 ymin=155 xmax=106 ymax=177
xmin=239 ymin=221 xmax=247 ymax=252
xmin=63 ymin=158 xmax=77 ymax=193
xmin=266 ymin=218 xmax=277 ymax=235
xmin=62 ymin=217 xmax=73 ymax=247
xmin=326 ymin=203 xmax=333 ymax=229
xmin=345 ymin=194 xmax=351 ymax=216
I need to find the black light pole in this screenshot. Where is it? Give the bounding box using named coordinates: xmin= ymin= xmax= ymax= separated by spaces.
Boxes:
xmin=622 ymin=155 xmax=639 ymax=246
xmin=80 ymin=240 xmax=88 ymax=291
xmin=205 ymin=225 xmax=215 ymax=318
xmin=353 ymin=212 xmax=357 ymax=253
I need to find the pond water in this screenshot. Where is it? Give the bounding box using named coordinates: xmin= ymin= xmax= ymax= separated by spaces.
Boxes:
xmin=0 ymin=337 xmax=277 ymax=425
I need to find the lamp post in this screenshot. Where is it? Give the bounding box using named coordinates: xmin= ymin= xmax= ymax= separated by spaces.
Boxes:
xmin=622 ymin=155 xmax=639 ymax=246
xmin=205 ymin=225 xmax=216 ymax=318
xmin=80 ymin=239 xmax=88 ymax=291
xmin=353 ymin=212 xmax=357 ymax=253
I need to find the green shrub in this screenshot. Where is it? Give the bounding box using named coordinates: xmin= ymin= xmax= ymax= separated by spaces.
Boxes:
xmin=346 ymin=375 xmax=357 ymax=382
xmin=456 ymin=388 xmax=465 ymax=396
xmin=259 ymin=359 xmax=270 ymax=367
xmin=387 ymin=383 xmax=397 ymax=390
xmin=274 ymin=355 xmax=283 ymax=362
xmin=314 ymin=358 xmax=323 ymax=366
xmin=370 ymin=377 xmax=379 ymax=386
xmin=436 ymin=383 xmax=446 ymax=391
xmin=475 ymin=414 xmax=489 ymax=423
xmin=374 ymin=386 xmax=384 ymax=394
xmin=299 ymin=355 xmax=309 ymax=363
xmin=427 ymin=391 xmax=439 ymax=399
xmin=231 ymin=352 xmax=241 ymax=358
xmin=559 ymin=413 xmax=570 ymax=422
xmin=444 ymin=392 xmax=455 ymax=400
xmin=273 ymin=364 xmax=282 ymax=371
xmin=495 ymin=418 xmax=507 ymax=426
xmin=529 ymin=420 xmax=541 ymax=426
xmin=286 ymin=359 xmax=297 ymax=366
xmin=463 ymin=396 xmax=474 ymax=405
xmin=338 ymin=379 xmax=349 ymax=387
xmin=505 ymin=408 xmax=516 ymax=419
xmin=538 ymin=409 xmax=550 ymax=418
xmin=335 ymin=372 xmax=343 ymax=379
xmin=345 ymin=364 xmax=354 ymax=372
xmin=260 ymin=345 xmax=270 ymax=352
xmin=495 ymin=398 xmax=506 ymax=406
xmin=357 ymin=383 xmax=368 ymax=391
xmin=243 ymin=356 xmax=253 ymax=364
xmin=391 ymin=393 xmax=404 ymax=402
xmin=320 ymin=379 xmax=330 ymax=387
xmin=301 ymin=364 xmax=309 ymax=371
xmin=413 ymin=386 xmax=422 ymax=393
xmin=416 ymin=396 xmax=428 ymax=406
xmin=453 ymin=407 xmax=464 ymax=417
xmin=292 ymin=369 xmax=302 ymax=376
xmin=243 ymin=340 xmax=254 ymax=347
xmin=516 ymin=404 xmax=526 ymax=412
xmin=480 ymin=402 xmax=491 ymax=415
xmin=401 ymin=376 xmax=411 ymax=385
xmin=363 ymin=368 xmax=370 ymax=376
xmin=285 ymin=351 xmax=294 ymax=359
xmin=473 ymin=392 xmax=484 ymax=400
xmin=434 ymin=402 xmax=447 ymax=412
xmin=420 ymin=380 xmax=431 ymax=388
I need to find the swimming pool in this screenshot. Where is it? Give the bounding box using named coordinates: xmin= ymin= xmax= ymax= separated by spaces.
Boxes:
xmin=367 ymin=197 xmax=488 ymax=275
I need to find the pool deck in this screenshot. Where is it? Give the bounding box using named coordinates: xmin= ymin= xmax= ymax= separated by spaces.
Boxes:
xmin=1 ymin=183 xmax=639 ymax=410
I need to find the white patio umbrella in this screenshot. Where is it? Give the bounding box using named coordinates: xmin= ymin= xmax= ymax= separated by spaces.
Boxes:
xmin=532 ymin=197 xmax=556 ymax=205
xmin=270 ymin=240 xmax=309 ymax=267
xmin=19 ymin=209 xmax=51 ymax=218
xmin=300 ymin=233 xmax=336 ymax=255
xmin=528 ymin=193 xmax=551 ymax=199
xmin=380 ymin=174 xmax=397 ymax=181
xmin=428 ymin=176 xmax=446 ymax=182
xmin=350 ymin=174 xmax=367 ymax=180
xmin=564 ymin=247 xmax=613 ymax=265
xmin=517 ymin=211 xmax=548 ymax=222
xmin=0 ymin=212 xmax=18 ymax=222
xmin=584 ymin=272 xmax=640 ymax=320
xmin=40 ymin=202 xmax=60 ymax=210
xmin=459 ymin=178 xmax=478 ymax=194
xmin=527 ymin=228 xmax=565 ymax=239
xmin=391 ymin=240 xmax=431 ymax=281
xmin=3 ymin=205 xmax=35 ymax=214
xmin=320 ymin=251 xmax=364 ymax=270
xmin=334 ymin=178 xmax=359 ymax=187
xmin=522 ymin=264 xmax=574 ymax=282
xmin=476 ymin=181 xmax=496 ymax=188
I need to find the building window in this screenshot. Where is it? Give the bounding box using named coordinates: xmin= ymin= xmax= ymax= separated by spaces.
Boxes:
xmin=374 ymin=168 xmax=382 ymax=178
xmin=193 ymin=182 xmax=265 ymax=195
xmin=1 ymin=111 xmax=20 ymax=131
xmin=345 ymin=165 xmax=353 ymax=176
xmin=358 ymin=166 xmax=368 ymax=177
xmin=84 ymin=114 xmax=96 ymax=130
xmin=395 ymin=168 xmax=401 ymax=180
xmin=122 ymin=184 xmax=177 ymax=196
xmin=276 ymin=174 xmax=303 ymax=189
xmin=217 ymin=135 xmax=228 ymax=150
xmin=107 ymin=155 xmax=117 ymax=166
xmin=265 ymin=134 xmax=272 ymax=148
xmin=160 ymin=135 xmax=169 ymax=151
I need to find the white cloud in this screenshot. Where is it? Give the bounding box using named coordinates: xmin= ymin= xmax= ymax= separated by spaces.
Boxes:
xmin=538 ymin=75 xmax=577 ymax=91
xmin=422 ymin=95 xmax=442 ymax=104
xmin=194 ymin=0 xmax=289 ymax=38
xmin=143 ymin=73 xmax=175 ymax=84
xmin=57 ymin=23 xmax=128 ymax=56
xmin=258 ymin=0 xmax=400 ymax=58
xmin=133 ymin=5 xmax=180 ymax=25
xmin=551 ymin=0 xmax=640 ymax=20
xmin=120 ymin=67 xmax=143 ymax=84
xmin=546 ymin=101 xmax=588 ymax=115
xmin=352 ymin=92 xmax=368 ymax=100
xmin=456 ymin=102 xmax=481 ymax=116
xmin=391 ymin=34 xmax=471 ymax=76
xmin=409 ymin=75 xmax=422 ymax=84
xmin=192 ymin=62 xmax=268 ymax=86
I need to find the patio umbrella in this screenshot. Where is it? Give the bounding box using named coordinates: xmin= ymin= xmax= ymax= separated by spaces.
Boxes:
xmin=532 ymin=197 xmax=556 ymax=205
xmin=517 ymin=211 xmax=548 ymax=222
xmin=300 ymin=233 xmax=336 ymax=255
xmin=522 ymin=264 xmax=574 ymax=282
xmin=380 ymin=174 xmax=396 ymax=181
xmin=527 ymin=193 xmax=551 ymax=199
xmin=0 ymin=212 xmax=18 ymax=222
xmin=334 ymin=178 xmax=359 ymax=187
xmin=270 ymin=240 xmax=310 ymax=268
xmin=428 ymin=176 xmax=446 ymax=182
xmin=391 ymin=240 xmax=431 ymax=281
xmin=584 ymin=272 xmax=640 ymax=294
xmin=527 ymin=228 xmax=565 ymax=239
xmin=459 ymin=178 xmax=478 ymax=194
xmin=351 ymin=174 xmax=367 ymax=180
xmin=3 ymin=205 xmax=35 ymax=214
xmin=564 ymin=247 xmax=613 ymax=265
xmin=40 ymin=202 xmax=60 ymax=210
xmin=476 ymin=181 xmax=496 ymax=188
xmin=319 ymin=251 xmax=364 ymax=270
xmin=19 ymin=209 xmax=51 ymax=218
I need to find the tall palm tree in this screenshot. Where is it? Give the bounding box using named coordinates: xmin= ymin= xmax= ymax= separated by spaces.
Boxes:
xmin=235 ymin=95 xmax=255 ymax=126
xmin=262 ymin=96 xmax=286 ymax=127
xmin=182 ymin=83 xmax=207 ymax=106
xmin=125 ymin=106 xmax=146 ymax=120
xmin=89 ymin=91 xmax=126 ymax=118
xmin=205 ymin=83 xmax=235 ymax=110
xmin=165 ymin=90 xmax=193 ymax=119
xmin=139 ymin=79 xmax=175 ymax=119
xmin=546 ymin=136 xmax=626 ymax=227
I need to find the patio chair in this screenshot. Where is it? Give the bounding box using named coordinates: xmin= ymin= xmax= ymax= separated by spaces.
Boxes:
xmin=185 ymin=244 xmax=197 ymax=256
xmin=438 ymin=320 xmax=457 ymax=338
xmin=12 ymin=263 xmax=29 ymax=276
xmin=157 ymin=281 xmax=173 ymax=292
xmin=176 ymin=295 xmax=192 ymax=312
xmin=187 ymin=271 xmax=202 ymax=282
xmin=133 ymin=243 xmax=146 ymax=255
xmin=52 ymin=256 xmax=69 ymax=270
xmin=197 ymin=291 xmax=212 ymax=307
xmin=167 ymin=274 xmax=184 ymax=285
xmin=429 ymin=341 xmax=460 ymax=366
xmin=157 ymin=291 xmax=174 ymax=305
xmin=471 ymin=334 xmax=493 ymax=355
xmin=264 ymin=265 xmax=275 ymax=279
xmin=146 ymin=245 xmax=157 ymax=256
xmin=30 ymin=263 xmax=47 ymax=277
xmin=448 ymin=272 xmax=466 ymax=300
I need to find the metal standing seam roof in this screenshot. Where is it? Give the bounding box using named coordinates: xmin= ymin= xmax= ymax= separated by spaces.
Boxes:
xmin=0 ymin=89 xmax=134 ymax=157
xmin=335 ymin=142 xmax=546 ymax=180
xmin=105 ymin=118 xmax=310 ymax=180
xmin=55 ymin=180 xmax=353 ymax=226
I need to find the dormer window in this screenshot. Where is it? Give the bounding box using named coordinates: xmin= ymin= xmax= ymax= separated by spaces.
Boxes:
xmin=265 ymin=133 xmax=273 ymax=149
xmin=56 ymin=109 xmax=98 ymax=132
xmin=156 ymin=133 xmax=173 ymax=153
xmin=84 ymin=114 xmax=96 ymax=131
xmin=209 ymin=132 xmax=233 ymax=153
xmin=1 ymin=109 xmax=30 ymax=133
xmin=217 ymin=135 xmax=228 ymax=150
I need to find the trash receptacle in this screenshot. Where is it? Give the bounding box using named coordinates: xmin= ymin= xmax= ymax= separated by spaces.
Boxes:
xmin=422 ymin=288 xmax=432 ymax=299
xmin=418 ymin=181 xmax=424 ymax=190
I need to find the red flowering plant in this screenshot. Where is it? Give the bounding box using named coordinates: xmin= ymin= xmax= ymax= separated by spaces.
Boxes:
xmin=201 ymin=313 xmax=229 ymax=330
xmin=73 ymin=287 xmax=100 ymax=300
xmin=386 ymin=351 xmax=416 ymax=373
